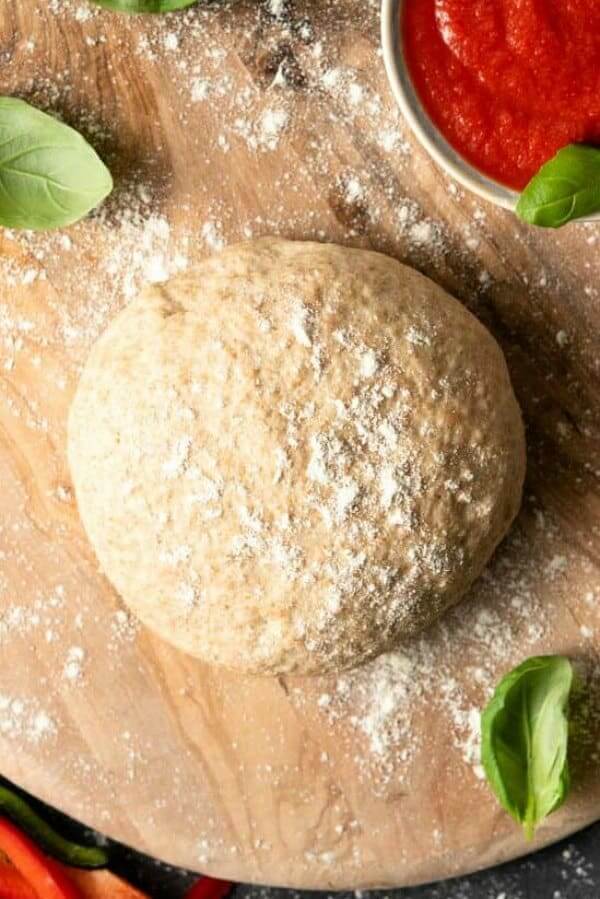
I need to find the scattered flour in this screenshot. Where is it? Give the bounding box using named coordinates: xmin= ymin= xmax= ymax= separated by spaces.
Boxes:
xmin=309 ymin=509 xmax=591 ymax=790
xmin=63 ymin=645 xmax=86 ymax=682
xmin=0 ymin=0 xmax=598 ymax=876
xmin=0 ymin=695 xmax=57 ymax=744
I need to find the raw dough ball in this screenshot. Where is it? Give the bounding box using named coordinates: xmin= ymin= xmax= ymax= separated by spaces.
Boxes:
xmin=69 ymin=239 xmax=525 ymax=676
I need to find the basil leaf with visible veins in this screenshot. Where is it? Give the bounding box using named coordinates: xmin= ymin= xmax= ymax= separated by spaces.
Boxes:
xmin=90 ymin=0 xmax=196 ymax=12
xmin=0 ymin=97 xmax=112 ymax=231
xmin=481 ymin=655 xmax=573 ymax=840
xmin=517 ymin=144 xmax=600 ymax=228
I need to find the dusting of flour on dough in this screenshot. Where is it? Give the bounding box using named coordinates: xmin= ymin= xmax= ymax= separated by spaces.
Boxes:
xmin=0 ymin=0 xmax=598 ymax=873
xmin=68 ymin=240 xmax=524 ymax=678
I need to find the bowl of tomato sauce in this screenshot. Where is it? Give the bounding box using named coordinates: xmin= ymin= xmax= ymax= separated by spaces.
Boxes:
xmin=382 ymin=0 xmax=600 ymax=214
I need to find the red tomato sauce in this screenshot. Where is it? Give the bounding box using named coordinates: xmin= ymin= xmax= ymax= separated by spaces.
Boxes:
xmin=402 ymin=0 xmax=600 ymax=190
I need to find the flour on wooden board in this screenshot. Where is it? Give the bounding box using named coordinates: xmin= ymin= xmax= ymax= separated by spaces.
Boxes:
xmin=0 ymin=694 xmax=57 ymax=745
xmin=0 ymin=0 xmax=599 ymax=872
xmin=3 ymin=0 xmax=595 ymax=365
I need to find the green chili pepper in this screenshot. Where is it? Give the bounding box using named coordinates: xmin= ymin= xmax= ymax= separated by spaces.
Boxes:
xmin=0 ymin=784 xmax=108 ymax=869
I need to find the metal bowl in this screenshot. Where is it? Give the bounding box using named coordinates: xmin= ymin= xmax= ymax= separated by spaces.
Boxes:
xmin=381 ymin=0 xmax=519 ymax=212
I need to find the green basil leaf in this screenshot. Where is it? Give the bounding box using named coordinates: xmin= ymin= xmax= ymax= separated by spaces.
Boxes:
xmin=90 ymin=0 xmax=196 ymax=12
xmin=517 ymin=144 xmax=600 ymax=228
xmin=0 ymin=97 xmax=112 ymax=231
xmin=481 ymin=655 xmax=573 ymax=840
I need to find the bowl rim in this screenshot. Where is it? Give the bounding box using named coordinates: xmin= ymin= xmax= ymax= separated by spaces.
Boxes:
xmin=380 ymin=0 xmax=520 ymax=212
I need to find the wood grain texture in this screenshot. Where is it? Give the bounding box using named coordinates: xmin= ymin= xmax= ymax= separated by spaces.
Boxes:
xmin=0 ymin=0 xmax=600 ymax=889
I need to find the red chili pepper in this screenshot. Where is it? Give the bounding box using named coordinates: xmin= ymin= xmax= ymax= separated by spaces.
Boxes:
xmin=0 ymin=785 xmax=107 ymax=869
xmin=185 ymin=877 xmax=233 ymax=899
xmin=0 ymin=818 xmax=83 ymax=899
xmin=0 ymin=859 xmax=37 ymax=899
xmin=65 ymin=867 xmax=149 ymax=898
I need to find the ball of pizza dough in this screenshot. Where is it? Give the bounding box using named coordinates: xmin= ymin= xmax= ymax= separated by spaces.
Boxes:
xmin=68 ymin=239 xmax=525 ymax=676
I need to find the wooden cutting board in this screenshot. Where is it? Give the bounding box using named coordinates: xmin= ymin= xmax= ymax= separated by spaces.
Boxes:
xmin=1 ymin=0 xmax=600 ymax=889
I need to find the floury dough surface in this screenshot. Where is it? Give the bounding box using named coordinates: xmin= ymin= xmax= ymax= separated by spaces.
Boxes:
xmin=68 ymin=239 xmax=525 ymax=675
